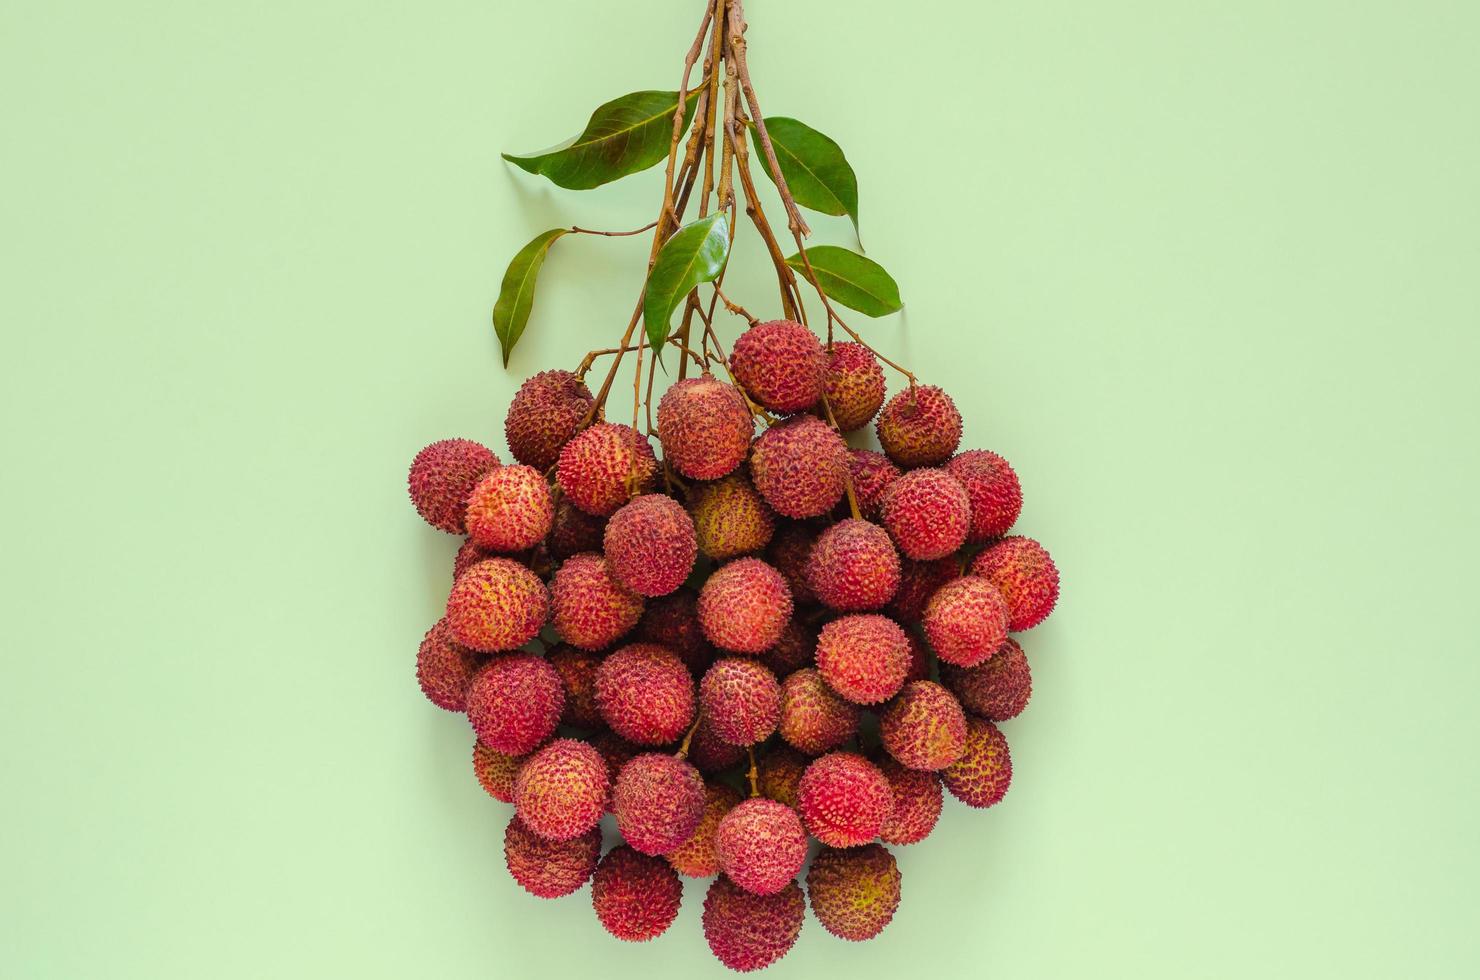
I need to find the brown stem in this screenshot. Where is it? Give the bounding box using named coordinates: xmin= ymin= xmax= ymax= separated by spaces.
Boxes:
xmin=676 ymin=712 xmax=704 ymax=758
xmin=727 ymin=116 xmax=803 ymax=321
xmin=745 ymin=745 xmax=759 ymax=797
xmin=569 ymin=221 xmax=659 ymax=238
xmin=727 ymin=0 xmax=811 ymax=238
xmin=713 ymin=284 xmax=757 ymax=324
xmin=820 ymin=393 xmax=863 ymax=520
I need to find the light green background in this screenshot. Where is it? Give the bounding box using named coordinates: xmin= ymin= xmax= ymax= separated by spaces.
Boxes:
xmin=3 ymin=1 xmax=1477 ymax=976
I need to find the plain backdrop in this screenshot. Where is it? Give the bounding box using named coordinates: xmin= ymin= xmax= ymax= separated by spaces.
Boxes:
xmin=3 ymin=1 xmax=1478 ymax=977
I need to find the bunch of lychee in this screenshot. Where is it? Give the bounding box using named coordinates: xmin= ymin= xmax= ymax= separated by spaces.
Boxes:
xmin=408 ymin=319 xmax=1060 ymax=972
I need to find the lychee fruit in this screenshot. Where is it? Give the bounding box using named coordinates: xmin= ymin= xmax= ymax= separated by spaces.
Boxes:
xmin=728 ymin=319 xmax=826 ymax=412
xmin=689 ymin=473 xmax=776 ymax=560
xmin=612 ymin=753 xmax=707 ymax=855
xmin=887 ymin=556 xmax=961 ymax=624
xmin=697 ymin=558 xmax=793 ymax=654
xmin=416 ymin=618 xmax=484 ymax=712
xmin=968 ymin=535 xmax=1060 ymax=631
xmin=749 ymin=415 xmax=848 ymax=518
xmin=504 ymin=369 xmax=594 ymax=471
xmin=700 ymin=658 xmax=781 ymax=746
xmin=845 ymin=448 xmax=901 ymax=520
xmin=804 ymin=518 xmax=901 ymax=612
xmin=591 ymin=845 xmax=683 ymax=941
xmin=822 ymin=341 xmax=886 ymax=431
xmin=941 ymin=637 xmax=1032 ymax=720
xmin=946 ymin=449 xmax=1022 ymax=542
xmin=880 ymin=681 xmax=968 ymax=771
xmin=503 ymin=815 xmax=601 ymax=899
xmin=814 ymin=614 xmax=910 ymax=705
xmin=556 ymin=421 xmax=659 ymax=517
xmin=546 ymin=644 xmax=603 ymax=729
xmin=590 ymin=730 xmax=640 ymax=813
xmin=685 ymin=716 xmax=746 ymax=775
xmin=798 ymin=751 xmax=893 ymax=848
xmin=472 ymin=741 xmax=522 ymax=802
xmin=764 ymin=523 xmax=816 ymax=605
xmin=942 ymin=715 xmax=1013 ymax=808
xmin=760 ymin=618 xmax=815 ymax=678
xmin=594 ymin=643 xmax=695 ymax=746
xmin=903 ymin=631 xmax=932 ymax=684
xmin=635 ymin=589 xmax=714 ymax=676
xmin=758 ymin=747 xmax=808 ymax=810
xmin=452 ymin=539 xmax=493 ymax=580
xmin=463 ymin=464 xmax=554 ymax=553
xmin=512 ymin=738 xmax=608 ymax=841
xmin=879 ymin=467 xmax=971 ymax=561
xmin=603 ymin=493 xmax=697 ymax=596
xmin=701 ymin=876 xmax=805 ymax=972
xmin=806 ymin=844 xmax=901 ymax=941
xmin=444 ymin=557 xmax=549 ymax=652
xmin=877 ymin=757 xmax=943 ymax=845
xmin=408 ymin=438 xmax=499 ymax=534
xmin=921 ymin=576 xmax=1009 ymax=668
xmin=875 ymin=384 xmax=962 ymax=467
xmin=667 ymin=781 xmax=743 ymax=878
xmin=550 ymin=552 xmax=644 ymax=651
xmin=549 ymin=498 xmax=607 ymax=559
xmin=715 ymin=798 xmax=808 ymax=895
xmin=778 ymin=667 xmax=859 ymax=755
xmin=465 ymin=653 xmax=564 ymax=756
xmin=657 ymin=376 xmax=754 ymax=480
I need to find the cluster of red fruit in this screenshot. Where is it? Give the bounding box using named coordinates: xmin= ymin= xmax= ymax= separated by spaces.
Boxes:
xmin=408 ymin=318 xmax=1059 ymax=972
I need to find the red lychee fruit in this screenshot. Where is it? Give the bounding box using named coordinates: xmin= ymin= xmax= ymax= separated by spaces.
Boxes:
xmin=416 ymin=617 xmax=484 ymax=712
xmin=702 ymin=876 xmax=805 ymax=972
xmin=700 ymin=658 xmax=781 ymax=746
xmin=636 ymin=588 xmax=714 ymax=676
xmin=667 ymin=781 xmax=743 ymax=878
xmin=880 ymin=680 xmax=968 ymax=771
xmin=879 ymin=467 xmax=971 ymax=561
xmin=556 ymin=421 xmax=659 ymax=517
xmin=686 ymin=716 xmax=746 ymax=775
xmin=603 ymin=493 xmax=697 ymax=597
xmin=798 ymin=751 xmax=894 ymax=847
xmin=715 ymin=798 xmax=808 ymax=895
xmin=764 ymin=523 xmax=817 ymax=606
xmin=814 ymin=614 xmax=910 ymax=705
xmin=697 ymin=557 xmax=793 ymax=654
xmin=805 ymin=518 xmax=901 ymax=612
xmin=947 ymin=449 xmax=1022 ymax=542
xmin=472 ymin=742 xmax=522 ymax=803
xmin=875 ymin=384 xmax=962 ymax=467
xmin=464 ymin=464 xmax=554 ymax=553
xmin=729 ymin=319 xmax=827 ymax=412
xmin=465 ymin=653 xmax=564 ymax=756
xmin=941 ymin=637 xmax=1032 ymax=720
xmin=846 ymin=448 xmax=901 ymax=520
xmin=942 ymin=715 xmax=1012 ymax=808
xmin=758 ymin=747 xmax=808 ymax=810
xmin=444 ymin=557 xmax=549 ymax=652
xmin=512 ymin=737 xmax=608 ymax=841
xmin=968 ymin=535 xmax=1060 ymax=631
xmin=503 ymin=815 xmax=601 ymax=899
xmin=549 ymin=498 xmax=607 ymax=559
xmin=689 ymin=473 xmax=777 ymax=560
xmin=902 ymin=630 xmax=932 ymax=684
xmin=408 ymin=438 xmax=499 ymax=534
xmin=546 ymin=643 xmax=603 ymax=729
xmin=550 ymin=552 xmax=644 ymax=651
xmin=612 ymin=753 xmax=707 ymax=855
xmin=877 ymin=757 xmax=943 ymax=845
xmin=504 ymin=369 xmax=594 ymax=471
xmin=452 ymin=539 xmax=493 ymax=580
xmin=887 ymin=556 xmax=961 ymax=624
xmin=594 ymin=643 xmax=695 ymax=746
xmin=778 ymin=667 xmax=859 ymax=755
xmin=657 ymin=376 xmax=754 ymax=480
xmin=749 ymin=415 xmax=848 ymax=518
xmin=591 ymin=845 xmax=683 ymax=942
xmin=806 ymin=844 xmax=901 ymax=941
xmin=760 ymin=618 xmax=816 ymax=678
xmin=822 ymin=341 xmax=886 ymax=431
xmin=590 ymin=730 xmax=640 ymax=813
xmin=922 ymin=575 xmax=1009 ymax=668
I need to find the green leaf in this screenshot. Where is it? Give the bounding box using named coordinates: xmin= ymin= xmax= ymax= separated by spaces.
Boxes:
xmin=754 ymin=117 xmax=860 ymax=233
xmin=492 ymin=229 xmax=568 ymax=365
xmin=643 ymin=213 xmax=730 ymax=350
xmin=503 ymin=89 xmax=704 ymax=190
xmin=786 ymin=245 xmax=901 ymax=318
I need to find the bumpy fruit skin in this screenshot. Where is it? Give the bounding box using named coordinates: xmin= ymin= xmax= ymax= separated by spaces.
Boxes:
xmin=700 ymin=658 xmax=781 ymax=746
xmin=556 ymin=422 xmax=659 ymax=517
xmin=513 ymin=737 xmax=608 ymax=841
xmin=942 ymin=716 xmax=1013 ymax=808
xmin=697 ymin=558 xmax=793 ymax=654
xmin=879 ymin=468 xmax=971 ymax=561
xmin=549 ymin=499 xmax=607 ymax=559
xmin=591 ymin=845 xmax=683 ymax=941
xmin=922 ymin=576 xmax=1009 ymax=668
xmin=846 ymin=448 xmax=901 ymax=520
xmin=702 ymin=876 xmax=805 ymax=972
xmin=880 ymin=681 xmax=968 ymax=771
xmin=875 ymin=385 xmax=962 ymax=468
xmin=947 ymin=450 xmax=1022 ymax=542
xmin=822 ymin=341 xmax=886 ymax=431
xmin=715 ymin=799 xmax=808 ymax=895
xmin=657 ymin=377 xmax=754 ymax=480
xmin=815 ymin=614 xmax=910 ymax=705
xmin=504 ymin=369 xmax=594 ymax=471
xmin=473 ymin=742 xmax=522 ymax=803
xmin=761 ymin=619 xmax=815 ymax=678
xmin=503 ymin=816 xmax=601 ymax=899
xmin=798 ymin=751 xmax=894 ymax=847
xmin=466 ymin=654 xmax=564 ymax=756
xmin=613 ymin=753 xmax=707 ymax=855
xmin=590 ymin=731 xmax=640 ymax=814
xmin=764 ymin=523 xmax=816 ymax=606
xmin=806 ymin=844 xmax=901 ymax=941
xmin=903 ymin=631 xmax=932 ymax=683
xmin=603 ymin=494 xmax=697 ymax=597
xmin=463 ymin=464 xmax=554 ymax=552
xmin=546 ymin=644 xmax=604 ymax=729
xmin=968 ymin=535 xmax=1060 ymax=631
xmin=686 ymin=716 xmax=746 ymax=775
xmin=805 ymin=518 xmax=901 ymax=612
xmin=550 ymin=552 xmax=644 ymax=651
xmin=445 ymin=558 xmax=549 ymax=652
xmin=594 ymin=643 xmax=695 ymax=745
xmin=416 ymin=618 xmax=484 ymax=712
xmin=636 ymin=589 xmax=714 ymax=677
xmin=667 ymin=782 xmax=743 ymax=878
xmin=408 ymin=439 xmax=499 ymax=534
xmin=749 ymin=415 xmax=848 ymax=518
xmin=941 ymin=637 xmax=1032 ymax=720
xmin=778 ymin=668 xmax=859 ymax=755
xmin=452 ymin=539 xmax=493 ymax=581
xmin=877 ymin=757 xmax=943 ymax=845
xmin=689 ymin=474 xmax=776 ymax=560
xmin=888 ymin=557 xmax=961 ymax=624
xmin=758 ymin=747 xmax=808 ymax=810
xmin=729 ymin=319 xmax=826 ymax=413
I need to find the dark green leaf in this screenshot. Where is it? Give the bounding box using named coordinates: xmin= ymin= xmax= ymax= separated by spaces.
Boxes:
xmin=643 ymin=213 xmax=730 ymax=350
xmin=786 ymin=245 xmax=901 ymax=317
xmin=492 ymin=229 xmax=568 ymax=365
xmin=754 ymin=117 xmax=860 ymax=233
xmin=503 ymin=89 xmax=704 ymax=190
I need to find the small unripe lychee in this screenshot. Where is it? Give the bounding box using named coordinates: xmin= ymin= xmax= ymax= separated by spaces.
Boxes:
xmin=556 ymin=422 xmax=659 ymax=517
xmin=504 ymin=369 xmax=594 ymax=471
xmin=798 ymin=751 xmax=894 ymax=847
xmin=947 ymin=449 xmax=1022 ymax=542
xmin=942 ymin=715 xmax=1013 ymax=808
xmin=550 ymin=552 xmax=644 ymax=651
xmin=805 ymin=518 xmax=901 ymax=612
xmin=922 ymin=575 xmax=1009 ymax=668
xmin=749 ymin=415 xmax=849 ymax=519
xmin=879 ymin=467 xmax=971 ymax=561
xmin=806 ymin=844 xmax=901 ymax=941
xmin=466 ymin=653 xmax=564 ymax=756
xmin=594 ymin=643 xmax=696 ymax=746
xmin=968 ymin=535 xmax=1060 ymax=631
xmin=845 ymin=448 xmax=901 ymax=520
xmin=778 ymin=667 xmax=859 ymax=755
xmin=700 ymin=658 xmax=781 ymax=746
xmin=657 ymin=376 xmax=754 ymax=480
xmin=408 ymin=438 xmax=499 ymax=534
xmin=503 ymin=815 xmax=600 ymax=899
xmin=613 ymin=753 xmax=707 ymax=855
xmin=729 ymin=319 xmax=827 ymax=412
xmin=702 ymin=876 xmax=805 ymax=972
xmin=880 ymin=681 xmax=968 ymax=771
xmin=822 ymin=341 xmax=886 ymax=431
xmin=603 ymin=493 xmax=697 ymax=597
xmin=715 ymin=798 xmax=808 ymax=895
xmin=513 ymin=737 xmax=608 ymax=841
xmin=877 ymin=757 xmax=943 ymax=845
xmin=416 ymin=618 xmax=484 ymax=712
xmin=941 ymin=637 xmax=1032 ymax=720
xmin=591 ymin=845 xmax=683 ymax=941
xmin=815 ymin=614 xmax=910 ymax=705
xmin=444 ymin=557 xmax=549 ymax=652
xmin=689 ymin=474 xmax=776 ymax=560
xmin=697 ymin=558 xmax=793 ymax=654
xmin=875 ymin=384 xmax=962 ymax=467
xmin=464 ymin=464 xmax=554 ymax=552
xmin=666 ymin=781 xmax=743 ymax=878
